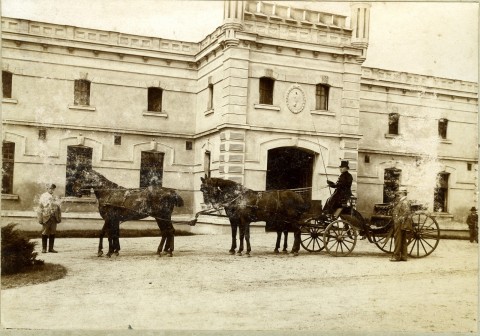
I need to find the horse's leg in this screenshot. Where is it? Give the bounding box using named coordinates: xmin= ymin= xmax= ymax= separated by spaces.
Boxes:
xmin=291 ymin=227 xmax=301 ymax=257
xmin=282 ymin=231 xmax=289 ymax=253
xmin=274 ymin=231 xmax=281 ymax=253
xmin=98 ymin=221 xmax=107 ymax=257
xmin=229 ymin=218 xmax=237 ymax=255
xmin=244 ymin=223 xmax=251 ymax=256
xmin=237 ymin=221 xmax=245 ymax=256
xmin=109 ymin=220 xmax=120 ymax=256
xmin=156 ymin=217 xmax=174 ymax=257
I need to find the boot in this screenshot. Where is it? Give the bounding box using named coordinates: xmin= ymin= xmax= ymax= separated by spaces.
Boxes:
xmin=48 ymin=235 xmax=58 ymax=253
xmin=41 ymin=235 xmax=48 ymax=253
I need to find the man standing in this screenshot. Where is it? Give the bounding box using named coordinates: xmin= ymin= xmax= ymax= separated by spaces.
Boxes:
xmin=324 ymin=160 xmax=353 ymax=218
xmin=37 ymin=184 xmax=62 ymax=253
xmin=390 ymin=187 xmax=412 ymax=262
xmin=466 ymin=207 xmax=478 ymax=243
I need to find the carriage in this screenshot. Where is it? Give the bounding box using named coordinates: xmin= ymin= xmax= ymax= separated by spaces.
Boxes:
xmin=298 ymin=196 xmax=441 ymax=258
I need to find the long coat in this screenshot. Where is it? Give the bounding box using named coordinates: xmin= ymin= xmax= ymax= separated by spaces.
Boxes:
xmin=392 ymin=196 xmax=413 ymax=231
xmin=324 ymin=171 xmax=353 ymax=213
xmin=37 ymin=192 xmax=62 ymax=224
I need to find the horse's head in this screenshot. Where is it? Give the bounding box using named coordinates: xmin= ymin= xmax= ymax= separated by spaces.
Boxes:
xmin=70 ymin=169 xmax=100 ymax=197
xmin=200 ymin=176 xmax=243 ymax=207
xmin=200 ymin=176 xmax=218 ymax=205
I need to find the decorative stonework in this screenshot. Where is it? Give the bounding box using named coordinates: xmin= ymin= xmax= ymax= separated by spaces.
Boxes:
xmin=285 ymin=84 xmax=306 ymax=114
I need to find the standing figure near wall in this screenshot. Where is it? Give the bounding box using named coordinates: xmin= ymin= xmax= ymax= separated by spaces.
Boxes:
xmin=37 ymin=184 xmax=62 ymax=253
xmin=466 ymin=207 xmax=478 ymax=243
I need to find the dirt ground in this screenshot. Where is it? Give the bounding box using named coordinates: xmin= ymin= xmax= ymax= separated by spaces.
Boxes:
xmin=1 ymin=232 xmax=478 ymax=333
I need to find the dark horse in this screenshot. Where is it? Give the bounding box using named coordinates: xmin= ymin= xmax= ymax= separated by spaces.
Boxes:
xmin=71 ymin=168 xmax=184 ymax=257
xmin=197 ymin=177 xmax=308 ymax=256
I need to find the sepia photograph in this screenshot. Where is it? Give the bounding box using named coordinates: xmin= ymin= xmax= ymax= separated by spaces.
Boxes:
xmin=1 ymin=0 xmax=478 ymax=334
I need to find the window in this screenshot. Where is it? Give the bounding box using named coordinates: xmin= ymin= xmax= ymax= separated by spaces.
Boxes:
xmin=2 ymin=71 xmax=12 ymax=99
xmin=364 ymin=155 xmax=370 ymax=163
xmin=38 ymin=129 xmax=47 ymax=140
xmin=388 ymin=113 xmax=399 ymax=135
xmin=140 ymin=151 xmax=164 ymax=187
xmin=315 ymin=84 xmax=329 ymax=110
xmin=259 ymin=77 xmax=274 ymax=105
xmin=204 ymin=151 xmax=211 ymax=178
xmin=438 ymin=118 xmax=448 ymax=139
xmin=383 ymin=168 xmax=401 ymax=203
xmin=207 ymin=84 xmax=214 ymax=110
xmin=74 ymin=80 xmax=90 ymax=106
xmin=434 ymin=172 xmax=449 ymax=212
xmin=114 ymin=135 xmax=122 ymax=145
xmin=65 ymin=146 xmax=93 ymax=196
xmin=186 ymin=141 xmax=193 ymax=150
xmin=148 ymin=87 xmax=163 ymax=112
xmin=2 ymin=142 xmax=15 ymax=194
xmin=467 ymin=163 xmax=472 ymax=171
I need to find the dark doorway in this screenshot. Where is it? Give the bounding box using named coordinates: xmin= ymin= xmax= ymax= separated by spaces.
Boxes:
xmin=266 ymin=147 xmax=314 ymax=198
xmin=434 ymin=172 xmax=449 ymax=212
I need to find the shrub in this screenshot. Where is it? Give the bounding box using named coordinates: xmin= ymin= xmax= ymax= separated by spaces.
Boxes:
xmin=1 ymin=224 xmax=44 ymax=275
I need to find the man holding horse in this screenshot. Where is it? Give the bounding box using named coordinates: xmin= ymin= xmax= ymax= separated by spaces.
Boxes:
xmin=324 ymin=160 xmax=353 ymax=219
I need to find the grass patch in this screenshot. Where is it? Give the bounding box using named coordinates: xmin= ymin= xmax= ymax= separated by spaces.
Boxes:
xmin=2 ymin=263 xmax=68 ymax=289
xmin=17 ymin=229 xmax=196 ymax=239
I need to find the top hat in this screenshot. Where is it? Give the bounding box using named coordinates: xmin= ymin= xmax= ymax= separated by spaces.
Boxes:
xmin=471 ymin=207 xmax=477 ymax=212
xmin=339 ymin=160 xmax=349 ymax=169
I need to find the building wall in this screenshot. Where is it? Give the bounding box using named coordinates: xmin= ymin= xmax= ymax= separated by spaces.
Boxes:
xmin=1 ymin=1 xmax=478 ymax=224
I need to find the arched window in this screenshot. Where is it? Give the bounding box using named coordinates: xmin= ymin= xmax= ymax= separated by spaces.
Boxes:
xmin=140 ymin=151 xmax=164 ymax=187
xmin=438 ymin=118 xmax=448 ymax=139
xmin=148 ymin=87 xmax=163 ymax=112
xmin=74 ymin=79 xmax=91 ymax=106
xmin=383 ymin=168 xmax=401 ymax=203
xmin=259 ymin=77 xmax=274 ymax=105
xmin=388 ymin=113 xmax=399 ymax=135
xmin=2 ymin=71 xmax=13 ymax=99
xmin=2 ymin=142 xmax=15 ymax=194
xmin=315 ymin=84 xmax=329 ymax=110
xmin=65 ymin=145 xmax=93 ymax=196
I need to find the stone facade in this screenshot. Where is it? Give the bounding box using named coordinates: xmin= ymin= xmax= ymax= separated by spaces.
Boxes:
xmin=1 ymin=1 xmax=478 ymax=224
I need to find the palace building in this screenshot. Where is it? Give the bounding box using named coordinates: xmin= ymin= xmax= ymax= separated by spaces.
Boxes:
xmin=1 ymin=1 xmax=478 ymax=227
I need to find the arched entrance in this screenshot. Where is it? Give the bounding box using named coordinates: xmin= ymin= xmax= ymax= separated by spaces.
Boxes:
xmin=266 ymin=147 xmax=314 ymax=196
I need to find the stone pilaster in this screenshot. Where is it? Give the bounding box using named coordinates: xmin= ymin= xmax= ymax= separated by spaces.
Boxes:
xmin=350 ymin=2 xmax=371 ymax=63
xmin=219 ymin=130 xmax=246 ymax=183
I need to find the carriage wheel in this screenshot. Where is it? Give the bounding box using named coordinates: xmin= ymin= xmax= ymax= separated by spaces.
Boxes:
xmin=300 ymin=218 xmax=325 ymax=252
xmin=407 ymin=213 xmax=440 ymax=258
xmin=371 ymin=225 xmax=395 ymax=254
xmin=323 ymin=219 xmax=357 ymax=257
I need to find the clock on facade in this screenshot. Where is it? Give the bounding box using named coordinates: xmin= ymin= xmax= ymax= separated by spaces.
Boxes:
xmin=286 ymin=84 xmax=306 ymax=114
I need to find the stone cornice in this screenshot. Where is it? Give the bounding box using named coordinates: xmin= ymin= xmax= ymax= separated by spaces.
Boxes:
xmin=361 ymin=67 xmax=478 ymax=95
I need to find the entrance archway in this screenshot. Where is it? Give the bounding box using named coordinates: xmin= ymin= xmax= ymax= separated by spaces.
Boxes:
xmin=266 ymin=147 xmax=314 ymax=195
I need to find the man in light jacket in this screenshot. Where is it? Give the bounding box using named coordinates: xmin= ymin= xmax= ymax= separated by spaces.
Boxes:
xmin=37 ymin=184 xmax=62 ymax=253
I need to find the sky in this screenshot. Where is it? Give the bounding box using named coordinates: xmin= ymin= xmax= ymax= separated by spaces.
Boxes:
xmin=1 ymin=0 xmax=478 ymax=82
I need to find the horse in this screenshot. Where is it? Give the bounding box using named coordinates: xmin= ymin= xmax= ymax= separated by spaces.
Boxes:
xmin=198 ymin=176 xmax=309 ymax=256
xmin=71 ymin=168 xmax=184 ymax=257
xmin=266 ymin=221 xmax=289 ymax=253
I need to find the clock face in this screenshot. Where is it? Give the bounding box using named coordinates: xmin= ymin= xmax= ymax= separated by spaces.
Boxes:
xmin=286 ymin=85 xmax=306 ymax=114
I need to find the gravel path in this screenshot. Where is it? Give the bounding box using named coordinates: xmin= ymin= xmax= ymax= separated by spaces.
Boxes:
xmin=1 ymin=233 xmax=478 ymax=333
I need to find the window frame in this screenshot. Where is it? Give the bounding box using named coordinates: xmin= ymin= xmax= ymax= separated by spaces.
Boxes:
xmin=315 ymin=84 xmax=329 ymax=111
xmin=259 ymin=77 xmax=274 ymax=105
xmin=74 ymin=79 xmax=91 ymax=106
xmin=2 ymin=141 xmax=15 ymax=194
xmin=147 ymin=87 xmax=163 ymax=113
xmin=388 ymin=113 xmax=400 ymax=135
xmin=2 ymin=71 xmax=13 ymax=99
xmin=438 ymin=118 xmax=448 ymax=139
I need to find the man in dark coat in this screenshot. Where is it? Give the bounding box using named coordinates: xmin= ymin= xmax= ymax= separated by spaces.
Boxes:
xmin=466 ymin=207 xmax=478 ymax=243
xmin=323 ymin=160 xmax=353 ymax=218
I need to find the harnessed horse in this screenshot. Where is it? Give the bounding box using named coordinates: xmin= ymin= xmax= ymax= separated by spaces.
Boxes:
xmin=71 ymin=169 xmax=184 ymax=257
xmin=196 ymin=177 xmax=308 ymax=256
